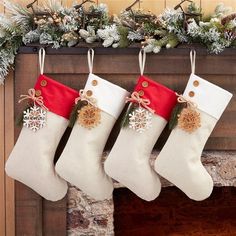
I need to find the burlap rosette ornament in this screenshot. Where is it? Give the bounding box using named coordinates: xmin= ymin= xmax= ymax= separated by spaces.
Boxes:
xmin=56 ymin=49 xmax=129 ymax=200
xmin=154 ymin=50 xmax=233 ymax=201
xmin=104 ymin=50 xmax=177 ymax=201
xmin=5 ymin=48 xmax=80 ymax=201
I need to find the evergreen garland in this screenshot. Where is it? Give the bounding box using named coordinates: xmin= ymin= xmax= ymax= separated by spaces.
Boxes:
xmin=0 ymin=0 xmax=236 ymax=83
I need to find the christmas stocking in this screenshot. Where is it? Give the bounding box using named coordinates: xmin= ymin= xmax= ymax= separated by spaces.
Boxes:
xmin=154 ymin=50 xmax=233 ymax=201
xmin=5 ymin=48 xmax=80 ymax=201
xmin=55 ymin=49 xmax=129 ymax=200
xmin=104 ymin=50 xmax=177 ymax=201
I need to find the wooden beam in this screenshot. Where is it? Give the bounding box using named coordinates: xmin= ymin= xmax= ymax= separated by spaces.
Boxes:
xmin=4 ymin=70 xmax=15 ymax=236
xmin=0 ymin=6 xmax=6 ymax=236
xmin=0 ymin=82 xmax=5 ymax=236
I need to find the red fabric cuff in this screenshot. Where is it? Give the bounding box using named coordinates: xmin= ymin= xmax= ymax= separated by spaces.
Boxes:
xmin=34 ymin=75 xmax=80 ymax=119
xmin=134 ymin=76 xmax=177 ymax=121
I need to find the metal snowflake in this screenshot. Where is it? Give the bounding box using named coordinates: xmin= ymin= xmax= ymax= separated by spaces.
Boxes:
xmin=23 ymin=105 xmax=47 ymax=132
xmin=129 ymin=107 xmax=152 ymax=133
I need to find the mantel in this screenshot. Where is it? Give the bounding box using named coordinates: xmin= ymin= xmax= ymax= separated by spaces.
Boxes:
xmin=18 ymin=44 xmax=236 ymax=56
xmin=1 ymin=45 xmax=236 ymax=236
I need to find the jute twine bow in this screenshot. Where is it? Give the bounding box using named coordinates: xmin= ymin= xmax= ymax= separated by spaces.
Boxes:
xmin=176 ymin=93 xmax=197 ymax=108
xmin=18 ymin=88 xmax=48 ymax=110
xmin=75 ymin=89 xmax=97 ymax=107
xmin=126 ymin=91 xmax=155 ymax=114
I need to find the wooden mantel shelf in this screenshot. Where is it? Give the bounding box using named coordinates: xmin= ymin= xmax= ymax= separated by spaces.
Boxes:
xmin=18 ymin=43 xmax=236 ymax=56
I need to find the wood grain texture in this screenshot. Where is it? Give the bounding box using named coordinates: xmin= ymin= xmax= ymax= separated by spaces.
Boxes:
xmin=4 ymin=71 xmax=15 ymax=236
xmin=140 ymin=0 xmax=165 ymax=15
xmin=98 ymin=0 xmax=135 ymax=14
xmin=165 ymin=0 xmax=201 ymax=9
xmin=113 ymin=187 xmax=236 ymax=236
xmin=43 ymin=198 xmax=67 ymax=236
xmin=201 ymin=0 xmax=236 ymax=16
xmin=0 ymin=82 xmax=5 ymax=236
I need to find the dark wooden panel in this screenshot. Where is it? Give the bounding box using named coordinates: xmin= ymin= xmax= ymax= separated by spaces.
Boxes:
xmin=41 ymin=54 xmax=236 ymax=75
xmin=15 ymin=183 xmax=43 ymax=236
xmin=114 ymin=188 xmax=236 ymax=236
xmin=43 ymin=198 xmax=67 ymax=236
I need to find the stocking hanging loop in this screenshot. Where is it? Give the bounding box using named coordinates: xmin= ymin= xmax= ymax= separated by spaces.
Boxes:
xmin=139 ymin=49 xmax=146 ymax=76
xmin=87 ymin=48 xmax=94 ymax=74
xmin=39 ymin=48 xmax=45 ymax=75
xmin=190 ymin=49 xmax=196 ymax=74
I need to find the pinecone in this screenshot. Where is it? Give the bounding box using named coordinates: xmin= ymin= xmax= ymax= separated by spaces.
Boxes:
xmin=221 ymin=13 xmax=236 ymax=25
xmin=224 ymin=30 xmax=236 ymax=41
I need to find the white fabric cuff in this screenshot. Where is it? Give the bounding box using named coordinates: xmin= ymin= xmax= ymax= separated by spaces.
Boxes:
xmin=183 ymin=74 xmax=233 ymax=120
xmin=84 ymin=73 xmax=130 ymax=119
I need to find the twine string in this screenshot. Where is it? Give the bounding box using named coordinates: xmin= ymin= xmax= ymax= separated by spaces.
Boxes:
xmin=126 ymin=91 xmax=155 ymax=114
xmin=18 ymin=88 xmax=48 ymax=110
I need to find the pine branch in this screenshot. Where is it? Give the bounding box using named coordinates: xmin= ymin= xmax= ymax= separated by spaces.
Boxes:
xmin=168 ymin=103 xmax=186 ymax=130
xmin=16 ymin=103 xmax=32 ymax=126
xmin=120 ymin=102 xmax=138 ymax=129
xmin=68 ymin=100 xmax=87 ymax=128
xmin=117 ymin=26 xmax=130 ymax=48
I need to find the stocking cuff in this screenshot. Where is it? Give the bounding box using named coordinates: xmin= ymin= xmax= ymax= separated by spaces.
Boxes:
xmin=183 ymin=74 xmax=233 ymax=120
xmin=34 ymin=75 xmax=80 ymax=119
xmin=133 ymin=76 xmax=177 ymax=121
xmin=83 ymin=73 xmax=130 ymax=119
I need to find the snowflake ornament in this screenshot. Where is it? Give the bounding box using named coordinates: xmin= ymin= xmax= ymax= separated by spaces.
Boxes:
xmin=78 ymin=104 xmax=101 ymax=129
xmin=23 ymin=105 xmax=47 ymax=132
xmin=129 ymin=107 xmax=152 ymax=133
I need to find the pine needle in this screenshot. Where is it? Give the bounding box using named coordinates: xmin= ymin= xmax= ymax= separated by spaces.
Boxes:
xmin=68 ymin=100 xmax=86 ymax=128
xmin=120 ymin=102 xmax=137 ymax=129
xmin=15 ymin=104 xmax=31 ymax=127
xmin=168 ymin=103 xmax=185 ymax=130
xmin=118 ymin=26 xmax=130 ymax=48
